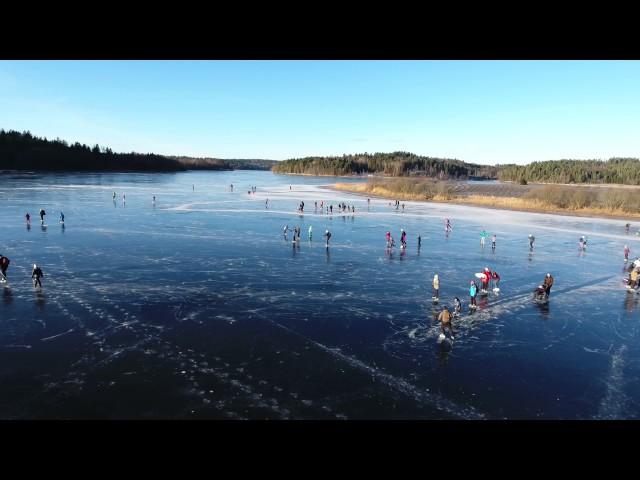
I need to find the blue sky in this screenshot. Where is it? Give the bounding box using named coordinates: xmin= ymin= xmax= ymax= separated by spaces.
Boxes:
xmin=0 ymin=60 xmax=639 ymax=164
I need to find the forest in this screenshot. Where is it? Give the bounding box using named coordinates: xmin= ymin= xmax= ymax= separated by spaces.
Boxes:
xmin=0 ymin=130 xmax=185 ymax=171
xmin=170 ymin=156 xmax=277 ymax=170
xmin=497 ymin=158 xmax=640 ymax=185
xmin=0 ymin=130 xmax=275 ymax=172
xmin=272 ymin=152 xmax=499 ymax=178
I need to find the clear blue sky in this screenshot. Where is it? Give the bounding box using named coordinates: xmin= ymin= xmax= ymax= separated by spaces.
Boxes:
xmin=1 ymin=60 xmax=639 ymax=164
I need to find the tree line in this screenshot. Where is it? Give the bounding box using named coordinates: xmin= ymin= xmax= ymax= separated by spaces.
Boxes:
xmin=169 ymin=156 xmax=277 ymax=170
xmin=0 ymin=130 xmax=276 ymax=172
xmin=0 ymin=129 xmax=185 ymax=171
xmin=271 ymin=152 xmax=499 ymax=179
xmin=498 ymin=158 xmax=640 ymax=185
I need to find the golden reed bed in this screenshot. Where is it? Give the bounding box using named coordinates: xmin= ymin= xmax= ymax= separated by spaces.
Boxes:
xmin=332 ymin=181 xmax=640 ymax=220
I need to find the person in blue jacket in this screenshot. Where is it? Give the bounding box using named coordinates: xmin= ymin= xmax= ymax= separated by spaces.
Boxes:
xmin=469 ymin=280 xmax=478 ymax=308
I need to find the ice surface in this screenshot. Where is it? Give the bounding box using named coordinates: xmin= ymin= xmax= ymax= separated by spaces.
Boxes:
xmin=1 ymin=170 xmax=639 ymax=419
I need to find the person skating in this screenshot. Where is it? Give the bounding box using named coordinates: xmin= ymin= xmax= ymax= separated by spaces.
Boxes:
xmin=25 ymin=212 xmax=31 ymax=226
xmin=0 ymin=255 xmax=10 ymax=282
xmin=625 ymin=245 xmax=630 ymax=262
xmin=626 ymin=223 xmax=631 ymax=233
xmin=528 ymin=234 xmax=535 ymax=250
xmin=481 ymin=267 xmax=491 ymax=292
xmin=417 ymin=235 xmax=421 ymax=248
xmin=469 ymin=281 xmax=478 ymax=309
xmin=533 ymin=284 xmax=547 ymax=301
xmin=628 ymin=268 xmax=639 ymax=290
xmin=453 ymin=297 xmax=462 ymax=317
xmin=491 ymin=234 xmax=496 ymax=251
xmin=543 ymin=273 xmax=554 ymax=298
xmin=324 ymin=229 xmax=332 ymax=246
xmin=60 ymin=211 xmax=65 ymax=224
xmin=386 ymin=231 xmax=392 ymax=248
xmin=308 ymin=225 xmax=313 ymax=240
xmin=432 ymin=274 xmax=440 ymax=299
xmin=480 ymin=230 xmax=488 ymax=247
xmin=283 ymin=225 xmax=289 ymax=237
xmin=492 ymin=270 xmax=501 ymax=290
xmin=400 ymin=229 xmax=407 ymax=249
xmin=32 ymin=264 xmax=43 ymax=289
xmin=39 ymin=208 xmax=46 ymax=224
xmin=438 ymin=306 xmax=454 ymax=339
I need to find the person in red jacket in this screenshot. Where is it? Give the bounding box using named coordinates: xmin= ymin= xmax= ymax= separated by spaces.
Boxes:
xmin=492 ymin=270 xmax=501 ymax=290
xmin=481 ymin=267 xmax=491 ymax=292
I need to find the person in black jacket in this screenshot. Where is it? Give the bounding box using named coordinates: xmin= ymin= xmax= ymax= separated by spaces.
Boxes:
xmin=32 ymin=264 xmax=44 ymax=288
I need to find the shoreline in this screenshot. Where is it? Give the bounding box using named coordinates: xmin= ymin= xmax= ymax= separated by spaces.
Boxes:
xmin=325 ymin=184 xmax=640 ymax=222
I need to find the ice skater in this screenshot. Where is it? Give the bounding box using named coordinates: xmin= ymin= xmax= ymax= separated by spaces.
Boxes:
xmin=492 ymin=270 xmax=501 ymax=290
xmin=308 ymin=225 xmax=313 ymax=240
xmin=481 ymin=267 xmax=491 ymax=292
xmin=25 ymin=212 xmax=31 ymax=226
xmin=324 ymin=229 xmax=332 ymax=246
xmin=625 ymin=245 xmax=630 ymax=262
xmin=469 ymin=281 xmax=478 ymax=309
xmin=453 ymin=297 xmax=462 ymax=317
xmin=60 ymin=211 xmax=65 ymax=224
xmin=543 ymin=273 xmax=554 ymax=298
xmin=0 ymin=255 xmax=10 ymax=282
xmin=480 ymin=230 xmax=488 ymax=247
xmin=491 ymin=234 xmax=496 ymax=251
xmin=400 ymin=229 xmax=407 ymax=249
xmin=432 ymin=274 xmax=440 ymax=299
xmin=528 ymin=234 xmax=535 ymax=250
xmin=39 ymin=208 xmax=46 ymax=224
xmin=417 ymin=235 xmax=421 ymax=248
xmin=32 ymin=264 xmax=43 ymax=289
xmin=533 ymin=284 xmax=547 ymax=301
xmin=438 ymin=306 xmax=454 ymax=339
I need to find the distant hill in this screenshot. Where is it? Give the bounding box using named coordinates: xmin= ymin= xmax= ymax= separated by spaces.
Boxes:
xmin=272 ymin=152 xmax=499 ymax=179
xmin=169 ymin=156 xmax=277 ymax=171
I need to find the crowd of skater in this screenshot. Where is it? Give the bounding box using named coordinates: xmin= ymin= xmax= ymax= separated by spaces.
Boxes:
xmin=5 ymin=184 xmax=640 ymax=342
xmin=279 ymin=193 xmax=640 ymax=342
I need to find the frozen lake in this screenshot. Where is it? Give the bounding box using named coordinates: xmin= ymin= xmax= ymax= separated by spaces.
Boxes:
xmin=1 ymin=170 xmax=639 ymax=419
